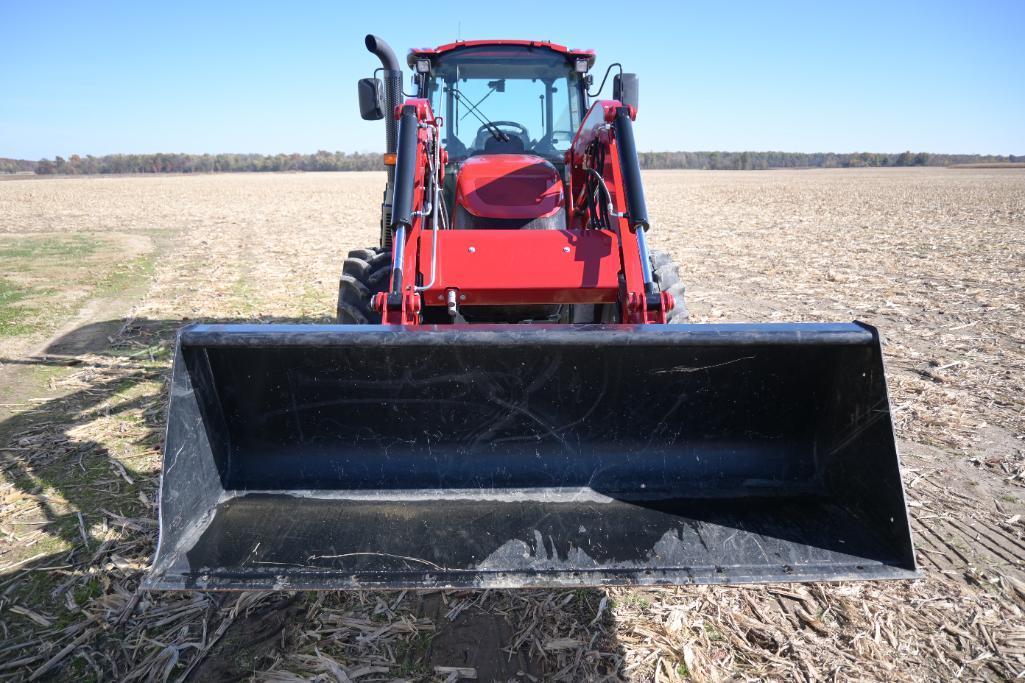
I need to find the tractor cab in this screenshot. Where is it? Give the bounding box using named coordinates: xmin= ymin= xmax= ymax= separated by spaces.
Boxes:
xmin=410 ymin=42 xmax=594 ymax=229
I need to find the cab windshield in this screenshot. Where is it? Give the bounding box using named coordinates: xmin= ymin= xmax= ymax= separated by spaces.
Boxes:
xmin=425 ymin=46 xmax=585 ymax=162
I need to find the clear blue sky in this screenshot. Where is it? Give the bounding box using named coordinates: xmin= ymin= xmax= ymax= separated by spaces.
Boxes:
xmin=1 ymin=1 xmax=1022 ymax=158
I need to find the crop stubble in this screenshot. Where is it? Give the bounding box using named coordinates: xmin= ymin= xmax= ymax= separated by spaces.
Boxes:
xmin=0 ymin=168 xmax=1024 ymax=681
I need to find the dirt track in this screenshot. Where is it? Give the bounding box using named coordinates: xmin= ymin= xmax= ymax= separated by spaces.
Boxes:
xmin=1 ymin=169 xmax=1024 ymax=681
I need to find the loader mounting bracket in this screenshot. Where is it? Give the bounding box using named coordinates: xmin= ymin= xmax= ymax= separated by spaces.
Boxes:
xmin=372 ymin=290 xmax=421 ymax=319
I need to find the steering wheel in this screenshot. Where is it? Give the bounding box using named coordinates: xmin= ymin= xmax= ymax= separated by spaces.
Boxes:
xmin=477 ymin=121 xmax=529 ymax=143
xmin=535 ymin=129 xmax=577 ymax=152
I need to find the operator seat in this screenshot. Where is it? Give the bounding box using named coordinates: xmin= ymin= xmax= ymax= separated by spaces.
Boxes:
xmin=483 ymin=135 xmax=525 ymax=154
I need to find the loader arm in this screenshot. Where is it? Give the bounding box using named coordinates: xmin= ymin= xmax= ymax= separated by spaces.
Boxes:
xmin=566 ymin=100 xmax=670 ymax=322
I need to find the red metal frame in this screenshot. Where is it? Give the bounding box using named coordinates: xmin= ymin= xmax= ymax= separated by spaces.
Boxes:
xmin=420 ymin=229 xmax=620 ymax=306
xmin=376 ymin=94 xmax=672 ymax=326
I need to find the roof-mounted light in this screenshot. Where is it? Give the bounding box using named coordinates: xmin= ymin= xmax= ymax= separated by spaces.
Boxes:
xmin=415 ymin=58 xmax=432 ymax=74
xmin=574 ymin=58 xmax=590 ymax=73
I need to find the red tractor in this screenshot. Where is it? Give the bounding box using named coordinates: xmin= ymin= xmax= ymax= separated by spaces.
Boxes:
xmin=340 ymin=37 xmax=683 ymax=328
xmin=146 ymin=35 xmax=916 ymax=591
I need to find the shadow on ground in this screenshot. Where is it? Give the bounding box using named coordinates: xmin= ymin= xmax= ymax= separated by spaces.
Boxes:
xmin=0 ymin=317 xmax=624 ymax=681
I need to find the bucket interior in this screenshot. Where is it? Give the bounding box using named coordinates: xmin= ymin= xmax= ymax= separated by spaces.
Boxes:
xmin=147 ymin=324 xmax=917 ymax=589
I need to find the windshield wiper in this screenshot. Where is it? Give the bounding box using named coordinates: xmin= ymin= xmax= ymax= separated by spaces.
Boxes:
xmin=459 ymin=87 xmax=497 ymax=122
xmin=448 ymin=87 xmax=509 ymax=142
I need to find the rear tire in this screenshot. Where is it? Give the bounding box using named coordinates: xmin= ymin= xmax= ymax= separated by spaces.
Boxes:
xmin=336 ymin=247 xmax=391 ymax=323
xmin=651 ymin=250 xmax=688 ymax=323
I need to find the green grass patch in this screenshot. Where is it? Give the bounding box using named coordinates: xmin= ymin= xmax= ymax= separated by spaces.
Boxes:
xmin=622 ymin=592 xmax=652 ymax=609
xmin=297 ymin=283 xmax=330 ymax=319
xmin=0 ymin=234 xmax=106 ymax=336
xmin=0 ymin=235 xmax=156 ymax=340
xmin=73 ymin=577 xmax=103 ymax=605
xmin=395 ymin=630 xmax=435 ymax=677
xmin=67 ymin=657 xmax=99 ymax=683
xmin=11 ymin=570 xmax=64 ymax=608
xmin=231 ymin=275 xmax=260 ymax=316
xmin=0 ymin=278 xmax=38 ymax=336
xmin=30 ymin=359 xmax=68 ymax=384
xmin=92 ymin=251 xmax=155 ymax=297
xmin=0 ymin=234 xmax=99 ymax=262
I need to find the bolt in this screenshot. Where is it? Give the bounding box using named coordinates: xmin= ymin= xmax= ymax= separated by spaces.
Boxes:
xmin=459 ymin=294 xmax=466 ymax=301
xmin=468 ymin=246 xmax=476 ymax=253
xmin=563 ymin=246 xmax=571 ymax=252
xmin=437 ymin=294 xmax=443 ymax=300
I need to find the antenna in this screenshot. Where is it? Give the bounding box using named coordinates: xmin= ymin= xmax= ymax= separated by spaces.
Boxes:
xmin=458 ymin=21 xmax=461 ymax=41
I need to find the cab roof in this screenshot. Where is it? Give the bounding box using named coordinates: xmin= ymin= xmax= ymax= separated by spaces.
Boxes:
xmin=407 ymin=40 xmax=596 ymax=69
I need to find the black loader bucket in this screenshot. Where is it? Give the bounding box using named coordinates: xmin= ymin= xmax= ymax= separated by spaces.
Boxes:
xmin=146 ymin=323 xmax=917 ymax=590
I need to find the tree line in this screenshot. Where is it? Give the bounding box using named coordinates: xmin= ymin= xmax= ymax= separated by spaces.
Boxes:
xmin=0 ymin=158 xmax=39 ymax=173
xmin=3 ymin=151 xmax=1021 ymax=175
xmin=25 ymin=151 xmax=382 ymax=175
xmin=637 ymin=151 xmax=1021 ymax=170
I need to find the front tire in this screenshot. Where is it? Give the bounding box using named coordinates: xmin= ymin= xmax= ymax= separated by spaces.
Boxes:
xmin=587 ymin=251 xmax=688 ymax=323
xmin=336 ymin=247 xmax=391 ymax=323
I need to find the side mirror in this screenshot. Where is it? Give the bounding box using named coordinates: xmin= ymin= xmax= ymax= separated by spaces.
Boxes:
xmin=613 ymin=73 xmax=639 ymax=112
xmin=358 ymin=78 xmax=385 ymax=120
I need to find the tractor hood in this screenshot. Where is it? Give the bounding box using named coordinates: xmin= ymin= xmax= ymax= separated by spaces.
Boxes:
xmin=455 ymin=154 xmax=565 ymax=220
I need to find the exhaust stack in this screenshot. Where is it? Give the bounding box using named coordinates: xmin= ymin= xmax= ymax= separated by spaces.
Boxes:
xmin=365 ymin=34 xmax=404 ymax=245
